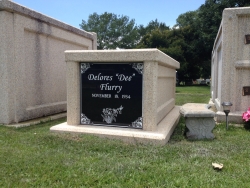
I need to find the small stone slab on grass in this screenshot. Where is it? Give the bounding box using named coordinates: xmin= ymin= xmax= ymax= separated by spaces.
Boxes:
xmin=180 ymin=103 xmax=215 ymax=140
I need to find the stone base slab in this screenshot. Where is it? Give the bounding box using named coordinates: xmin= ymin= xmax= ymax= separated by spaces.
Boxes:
xmin=50 ymin=106 xmax=180 ymax=145
xmin=209 ymin=99 xmax=244 ymax=124
xmin=216 ymin=111 xmax=244 ymax=124
xmin=5 ymin=112 xmax=66 ymax=128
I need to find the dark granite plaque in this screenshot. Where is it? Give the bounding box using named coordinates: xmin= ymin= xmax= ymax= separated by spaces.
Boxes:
xmin=245 ymin=35 xmax=250 ymax=44
xmin=242 ymin=86 xmax=250 ymax=96
xmin=80 ymin=63 xmax=143 ymax=129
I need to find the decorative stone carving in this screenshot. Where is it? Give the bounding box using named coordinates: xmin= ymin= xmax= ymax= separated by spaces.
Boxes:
xmin=81 ymin=114 xmax=92 ymax=124
xmin=81 ymin=63 xmax=91 ymax=74
xmin=185 ymin=117 xmax=215 ymax=139
xmin=131 ymin=117 xmax=143 ymax=128
xmin=132 ymin=63 xmax=143 ymax=74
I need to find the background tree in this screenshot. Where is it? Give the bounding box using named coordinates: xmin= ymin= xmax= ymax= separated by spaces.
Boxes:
xmin=174 ymin=11 xmax=198 ymax=28
xmin=80 ymin=12 xmax=139 ymax=49
xmin=80 ymin=1 xmax=250 ymax=80
xmin=174 ymin=0 xmax=250 ymax=80
xmin=138 ymin=19 xmax=170 ymax=37
xmin=137 ymin=28 xmax=187 ymax=74
xmin=195 ymin=0 xmax=250 ymax=77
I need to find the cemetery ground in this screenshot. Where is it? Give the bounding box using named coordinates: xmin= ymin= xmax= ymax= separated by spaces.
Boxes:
xmin=1 ymin=86 xmax=250 ymax=187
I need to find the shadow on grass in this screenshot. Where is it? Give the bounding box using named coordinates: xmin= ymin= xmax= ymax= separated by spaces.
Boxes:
xmin=169 ymin=117 xmax=186 ymax=143
xmin=244 ymin=123 xmax=250 ymax=131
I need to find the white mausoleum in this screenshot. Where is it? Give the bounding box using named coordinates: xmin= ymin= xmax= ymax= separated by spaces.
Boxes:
xmin=211 ymin=7 xmax=250 ymax=123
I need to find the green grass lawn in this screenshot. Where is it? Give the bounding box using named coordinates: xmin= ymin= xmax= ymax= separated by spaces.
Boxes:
xmin=1 ymin=86 xmax=249 ymax=187
xmin=176 ymin=85 xmax=211 ymax=105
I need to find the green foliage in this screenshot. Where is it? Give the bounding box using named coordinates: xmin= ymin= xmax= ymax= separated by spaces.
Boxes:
xmin=137 ymin=28 xmax=186 ymax=64
xmin=80 ymin=12 xmax=139 ymax=49
xmin=137 ymin=0 xmax=249 ymax=80
xmin=189 ymin=0 xmax=250 ymax=78
xmin=138 ymin=19 xmax=170 ymax=36
xmin=79 ymin=1 xmax=250 ymax=79
xmin=175 ymin=11 xmax=198 ymax=28
xmin=197 ymin=0 xmax=250 ymax=51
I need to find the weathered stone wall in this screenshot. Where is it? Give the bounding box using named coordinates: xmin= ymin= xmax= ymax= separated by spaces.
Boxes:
xmin=0 ymin=0 xmax=97 ymax=124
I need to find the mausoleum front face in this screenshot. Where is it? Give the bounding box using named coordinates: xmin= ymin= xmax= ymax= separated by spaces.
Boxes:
xmin=211 ymin=7 xmax=250 ymax=122
xmin=51 ymin=49 xmax=181 ymax=145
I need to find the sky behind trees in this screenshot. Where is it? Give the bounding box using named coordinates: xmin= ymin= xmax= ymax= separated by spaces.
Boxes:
xmin=13 ymin=0 xmax=205 ymax=28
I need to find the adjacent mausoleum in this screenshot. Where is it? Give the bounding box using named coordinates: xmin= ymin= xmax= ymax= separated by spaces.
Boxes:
xmin=211 ymin=7 xmax=250 ymax=123
xmin=51 ymin=49 xmax=180 ymax=145
xmin=0 ymin=0 xmax=97 ymax=124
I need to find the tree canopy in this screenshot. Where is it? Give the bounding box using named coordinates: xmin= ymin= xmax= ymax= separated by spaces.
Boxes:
xmin=80 ymin=12 xmax=139 ymax=49
xmin=137 ymin=0 xmax=250 ymax=80
xmin=138 ymin=19 xmax=170 ymax=36
xmin=80 ymin=0 xmax=250 ymax=80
